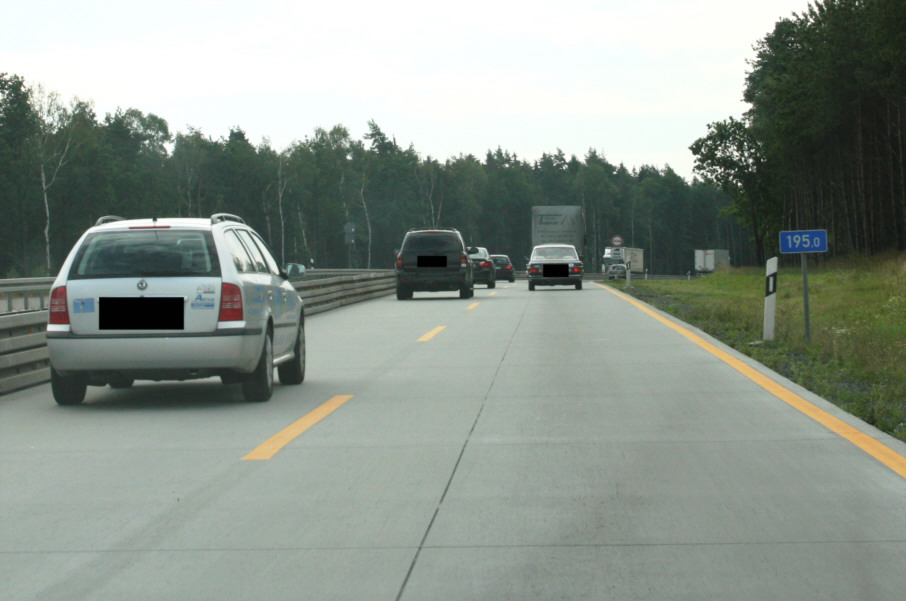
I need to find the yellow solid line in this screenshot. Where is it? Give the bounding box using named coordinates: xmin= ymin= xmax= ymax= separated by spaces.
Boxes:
xmin=467 ymin=302 xmax=480 ymax=310
xmin=418 ymin=325 xmax=447 ymax=342
xmin=594 ymin=282 xmax=906 ymax=479
xmin=243 ymin=395 xmax=354 ymax=461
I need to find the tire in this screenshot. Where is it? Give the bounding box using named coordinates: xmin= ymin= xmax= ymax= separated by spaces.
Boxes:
xmin=576 ymin=281 xmax=583 ymax=290
xmin=242 ymin=332 xmax=273 ymax=403
xmin=460 ymin=284 xmax=470 ymax=299
xmin=51 ymin=366 xmax=87 ymax=405
xmin=528 ymin=282 xmax=535 ymax=291
xmin=488 ymin=279 xmax=496 ymax=289
xmin=396 ymin=286 xmax=411 ymax=300
xmin=278 ymin=323 xmax=305 ymax=385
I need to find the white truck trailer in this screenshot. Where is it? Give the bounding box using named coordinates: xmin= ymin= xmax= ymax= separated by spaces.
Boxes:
xmin=531 ymin=206 xmax=586 ymax=254
xmin=695 ymin=249 xmax=730 ymax=273
xmin=603 ymin=246 xmax=644 ymax=273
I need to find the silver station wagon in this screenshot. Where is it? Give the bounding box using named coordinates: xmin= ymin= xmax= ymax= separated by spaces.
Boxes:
xmin=46 ymin=214 xmax=305 ymax=405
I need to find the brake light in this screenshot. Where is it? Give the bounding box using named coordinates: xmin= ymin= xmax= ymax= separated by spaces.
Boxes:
xmin=480 ymin=261 xmax=490 ymax=268
xmin=396 ymin=254 xmax=403 ymax=269
xmin=572 ymin=267 xmax=582 ymax=273
xmin=219 ymin=283 xmax=243 ymax=321
xmin=129 ymin=225 xmax=171 ymax=229
xmin=461 ymin=253 xmax=468 ymax=268
xmin=49 ymin=286 xmax=70 ymax=325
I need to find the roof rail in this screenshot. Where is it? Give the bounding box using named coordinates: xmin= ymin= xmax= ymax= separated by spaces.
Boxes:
xmin=407 ymin=226 xmax=460 ymax=232
xmin=210 ymin=213 xmax=246 ymax=225
xmin=94 ymin=215 xmax=126 ymax=226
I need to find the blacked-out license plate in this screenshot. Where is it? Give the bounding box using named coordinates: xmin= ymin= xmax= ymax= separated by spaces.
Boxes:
xmin=99 ymin=297 xmax=185 ymax=330
xmin=418 ymin=255 xmax=447 ymax=268
xmin=543 ymin=264 xmax=569 ymax=277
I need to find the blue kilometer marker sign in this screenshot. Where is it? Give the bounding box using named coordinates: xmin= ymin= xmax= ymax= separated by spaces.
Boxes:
xmin=779 ymin=229 xmax=828 ymax=254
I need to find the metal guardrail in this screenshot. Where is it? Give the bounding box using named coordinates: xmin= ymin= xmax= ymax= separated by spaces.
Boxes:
xmin=0 ymin=311 xmax=50 ymax=394
xmin=0 ymin=270 xmax=395 ymax=396
xmin=0 ymin=270 xmax=397 ymax=314
xmin=0 ymin=277 xmax=54 ymax=312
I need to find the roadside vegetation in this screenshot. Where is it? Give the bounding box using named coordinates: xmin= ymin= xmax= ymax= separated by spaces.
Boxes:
xmin=605 ymin=253 xmax=906 ymax=443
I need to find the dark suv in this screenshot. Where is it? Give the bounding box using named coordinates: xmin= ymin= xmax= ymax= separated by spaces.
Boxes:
xmin=395 ymin=228 xmax=476 ymax=300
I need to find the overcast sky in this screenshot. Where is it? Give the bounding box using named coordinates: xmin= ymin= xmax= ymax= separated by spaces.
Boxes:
xmin=3 ymin=0 xmax=808 ymax=179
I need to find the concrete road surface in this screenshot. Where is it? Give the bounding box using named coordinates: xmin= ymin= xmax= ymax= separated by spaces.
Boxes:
xmin=2 ymin=281 xmax=904 ymax=600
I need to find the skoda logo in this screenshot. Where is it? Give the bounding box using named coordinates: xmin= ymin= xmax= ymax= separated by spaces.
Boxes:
xmin=137 ymin=279 xmax=148 ymax=291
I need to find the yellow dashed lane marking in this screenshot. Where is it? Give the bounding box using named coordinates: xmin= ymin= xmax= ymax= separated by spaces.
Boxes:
xmin=418 ymin=326 xmax=447 ymax=341
xmin=594 ymin=282 xmax=906 ymax=479
xmin=243 ymin=395 xmax=354 ymax=461
xmin=467 ymin=302 xmax=480 ymax=310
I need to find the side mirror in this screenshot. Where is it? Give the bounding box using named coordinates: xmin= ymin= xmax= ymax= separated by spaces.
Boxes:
xmin=285 ymin=263 xmax=306 ymax=278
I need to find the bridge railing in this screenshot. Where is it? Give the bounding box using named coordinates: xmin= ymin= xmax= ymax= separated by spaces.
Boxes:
xmin=0 ymin=270 xmax=395 ymax=396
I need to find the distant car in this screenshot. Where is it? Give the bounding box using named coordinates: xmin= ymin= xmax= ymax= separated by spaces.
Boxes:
xmin=46 ymin=214 xmax=305 ymax=405
xmin=526 ymin=244 xmax=583 ymax=290
xmin=469 ymin=246 xmax=497 ymax=288
xmin=490 ymin=254 xmax=515 ymax=282
xmin=606 ymin=263 xmax=627 ymax=280
xmin=394 ymin=228 xmax=475 ymax=299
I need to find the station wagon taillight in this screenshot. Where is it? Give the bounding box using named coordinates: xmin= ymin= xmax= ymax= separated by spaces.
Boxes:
xmin=218 ymin=283 xmax=243 ymax=321
xmin=49 ymin=286 xmax=70 ymax=325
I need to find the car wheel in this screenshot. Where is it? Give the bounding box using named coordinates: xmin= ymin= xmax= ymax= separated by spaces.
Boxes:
xmin=488 ymin=280 xmax=496 ymax=289
xmin=51 ymin=366 xmax=87 ymax=405
xmin=528 ymin=282 xmax=535 ymax=291
xmin=278 ymin=322 xmax=305 ymax=385
xmin=396 ymin=286 xmax=411 ymax=300
xmin=576 ymin=281 xmax=583 ymax=290
xmin=459 ymin=284 xmax=470 ymax=299
xmin=242 ymin=331 xmax=273 ymax=403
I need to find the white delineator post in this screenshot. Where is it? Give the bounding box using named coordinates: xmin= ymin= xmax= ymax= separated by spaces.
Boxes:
xmin=763 ymin=257 xmax=778 ymax=341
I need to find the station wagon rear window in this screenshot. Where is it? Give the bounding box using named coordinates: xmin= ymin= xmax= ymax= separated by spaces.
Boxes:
xmin=403 ymin=234 xmax=462 ymax=253
xmin=68 ymin=230 xmax=221 ymax=279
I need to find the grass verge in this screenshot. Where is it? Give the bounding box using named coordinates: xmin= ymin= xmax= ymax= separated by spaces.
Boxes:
xmin=606 ymin=252 xmax=906 ymax=443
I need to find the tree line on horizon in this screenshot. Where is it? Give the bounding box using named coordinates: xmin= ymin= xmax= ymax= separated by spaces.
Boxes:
xmin=3 ymin=0 xmax=902 ymax=279
xmin=0 ymin=73 xmax=746 ymax=278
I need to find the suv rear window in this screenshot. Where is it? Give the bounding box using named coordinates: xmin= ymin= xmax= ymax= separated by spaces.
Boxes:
xmin=402 ymin=232 xmax=463 ymax=253
xmin=68 ymin=230 xmax=221 ymax=279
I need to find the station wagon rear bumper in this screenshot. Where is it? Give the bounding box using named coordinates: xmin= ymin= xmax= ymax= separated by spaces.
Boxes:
xmin=46 ymin=326 xmax=264 ymax=374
